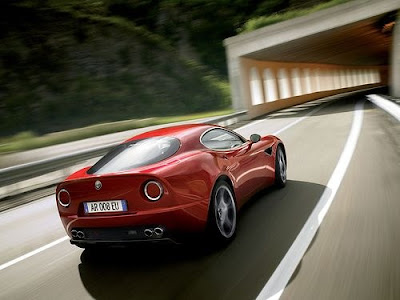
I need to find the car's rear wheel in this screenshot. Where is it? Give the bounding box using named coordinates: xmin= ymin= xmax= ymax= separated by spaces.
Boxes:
xmin=208 ymin=180 xmax=237 ymax=243
xmin=275 ymin=145 xmax=287 ymax=188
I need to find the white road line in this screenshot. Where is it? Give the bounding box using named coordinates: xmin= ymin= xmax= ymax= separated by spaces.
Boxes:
xmin=273 ymin=101 xmax=331 ymax=136
xmin=0 ymin=236 xmax=68 ymax=271
xmin=269 ymin=112 xmax=298 ymax=117
xmin=239 ymin=99 xmax=335 ymax=135
xmin=0 ymin=96 xmax=337 ymax=272
xmin=257 ymin=101 xmax=365 ymax=300
xmin=367 ymin=94 xmax=400 ymax=122
xmin=238 ymin=119 xmax=268 ymax=131
xmin=238 ymin=94 xmax=340 ymax=132
xmin=281 ymin=107 xmax=310 ymax=112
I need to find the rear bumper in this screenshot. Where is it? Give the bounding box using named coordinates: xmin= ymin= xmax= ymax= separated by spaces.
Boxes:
xmin=70 ymin=225 xmax=181 ymax=246
xmin=61 ymin=200 xmax=209 ymax=243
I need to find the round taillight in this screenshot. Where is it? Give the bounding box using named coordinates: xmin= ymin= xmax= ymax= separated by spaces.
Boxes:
xmin=144 ymin=181 xmax=163 ymax=201
xmin=57 ymin=189 xmax=71 ymax=207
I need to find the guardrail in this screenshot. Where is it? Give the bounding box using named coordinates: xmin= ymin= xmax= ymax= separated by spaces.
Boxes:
xmin=0 ymin=143 xmax=117 ymax=187
xmin=0 ymin=111 xmax=247 ymax=192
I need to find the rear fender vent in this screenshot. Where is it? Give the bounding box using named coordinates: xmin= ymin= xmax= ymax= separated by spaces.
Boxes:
xmin=264 ymin=147 xmax=273 ymax=156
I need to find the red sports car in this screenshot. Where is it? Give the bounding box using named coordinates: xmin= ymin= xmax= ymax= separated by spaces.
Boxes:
xmin=56 ymin=124 xmax=286 ymax=247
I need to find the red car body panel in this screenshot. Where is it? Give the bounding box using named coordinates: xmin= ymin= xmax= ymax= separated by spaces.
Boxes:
xmin=56 ymin=124 xmax=284 ymax=244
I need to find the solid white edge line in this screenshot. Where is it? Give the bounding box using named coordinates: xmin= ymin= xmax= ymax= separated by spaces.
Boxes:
xmin=256 ymin=101 xmax=365 ymax=300
xmin=366 ymin=94 xmax=400 ymax=122
xmin=0 ymin=236 xmax=69 ymax=271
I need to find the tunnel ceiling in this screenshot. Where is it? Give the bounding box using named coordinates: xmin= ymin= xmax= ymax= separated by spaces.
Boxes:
xmin=244 ymin=15 xmax=393 ymax=66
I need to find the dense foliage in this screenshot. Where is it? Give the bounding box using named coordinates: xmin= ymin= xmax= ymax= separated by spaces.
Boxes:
xmin=0 ymin=0 xmax=336 ymax=137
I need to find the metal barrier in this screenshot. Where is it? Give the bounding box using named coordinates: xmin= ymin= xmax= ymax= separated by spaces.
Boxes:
xmin=0 ymin=143 xmax=117 ymax=187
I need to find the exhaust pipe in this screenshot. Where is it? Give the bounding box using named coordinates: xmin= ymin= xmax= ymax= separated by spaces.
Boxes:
xmin=77 ymin=231 xmax=85 ymax=239
xmin=71 ymin=230 xmax=78 ymax=238
xmin=154 ymin=227 xmax=164 ymax=238
xmin=144 ymin=229 xmax=153 ymax=238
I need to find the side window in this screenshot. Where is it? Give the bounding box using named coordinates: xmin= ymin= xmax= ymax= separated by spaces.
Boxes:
xmin=201 ymin=129 xmax=245 ymax=150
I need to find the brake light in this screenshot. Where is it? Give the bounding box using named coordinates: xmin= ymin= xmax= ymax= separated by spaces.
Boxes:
xmin=57 ymin=189 xmax=71 ymax=207
xmin=144 ymin=181 xmax=163 ymax=201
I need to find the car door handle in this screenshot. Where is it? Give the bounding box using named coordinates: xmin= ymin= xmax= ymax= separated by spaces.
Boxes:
xmin=222 ymin=155 xmax=229 ymax=160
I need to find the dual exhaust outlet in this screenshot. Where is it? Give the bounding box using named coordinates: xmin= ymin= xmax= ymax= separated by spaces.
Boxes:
xmin=71 ymin=230 xmax=85 ymax=239
xmin=144 ymin=227 xmax=164 ymax=238
xmin=71 ymin=227 xmax=164 ymax=240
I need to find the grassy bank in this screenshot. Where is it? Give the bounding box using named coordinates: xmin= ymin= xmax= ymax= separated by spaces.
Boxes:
xmin=240 ymin=0 xmax=352 ymax=33
xmin=0 ymin=109 xmax=233 ymax=154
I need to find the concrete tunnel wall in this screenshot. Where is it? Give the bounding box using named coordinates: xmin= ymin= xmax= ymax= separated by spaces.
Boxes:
xmin=392 ymin=14 xmax=400 ymax=96
xmin=242 ymin=59 xmax=386 ymax=119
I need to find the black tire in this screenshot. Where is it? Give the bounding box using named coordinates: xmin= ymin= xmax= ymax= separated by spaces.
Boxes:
xmin=207 ymin=180 xmax=237 ymax=244
xmin=275 ymin=145 xmax=287 ymax=188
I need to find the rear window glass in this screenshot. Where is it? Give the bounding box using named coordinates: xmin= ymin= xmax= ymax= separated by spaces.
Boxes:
xmin=87 ymin=137 xmax=180 ymax=175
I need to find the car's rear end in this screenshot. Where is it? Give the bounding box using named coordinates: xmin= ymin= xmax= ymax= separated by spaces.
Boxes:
xmin=57 ymin=170 xmax=210 ymax=247
xmin=56 ymin=133 xmax=212 ymax=247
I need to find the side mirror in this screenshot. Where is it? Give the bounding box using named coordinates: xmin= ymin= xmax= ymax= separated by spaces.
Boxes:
xmin=250 ymin=134 xmax=261 ymax=143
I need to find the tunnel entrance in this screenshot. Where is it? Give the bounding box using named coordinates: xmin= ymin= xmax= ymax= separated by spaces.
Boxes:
xmin=224 ymin=0 xmax=399 ymax=117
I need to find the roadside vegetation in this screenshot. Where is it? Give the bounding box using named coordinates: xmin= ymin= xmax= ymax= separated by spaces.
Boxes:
xmin=239 ymin=0 xmax=351 ymax=32
xmin=1 ymin=0 xmax=351 ymax=153
xmin=0 ymin=109 xmax=232 ymax=153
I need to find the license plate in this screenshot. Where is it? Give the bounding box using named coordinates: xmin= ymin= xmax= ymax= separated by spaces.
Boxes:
xmin=84 ymin=200 xmax=127 ymax=214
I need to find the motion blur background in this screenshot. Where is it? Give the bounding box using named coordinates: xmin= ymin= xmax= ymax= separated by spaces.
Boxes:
xmin=2 ymin=2 xmax=400 ymax=299
xmin=0 ymin=0 xmax=349 ymax=145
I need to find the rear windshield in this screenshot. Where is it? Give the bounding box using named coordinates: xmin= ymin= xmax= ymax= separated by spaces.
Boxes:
xmin=87 ymin=137 xmax=180 ymax=175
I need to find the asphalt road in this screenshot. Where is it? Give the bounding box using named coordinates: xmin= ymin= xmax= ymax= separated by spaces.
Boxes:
xmin=1 ymin=91 xmax=400 ymax=300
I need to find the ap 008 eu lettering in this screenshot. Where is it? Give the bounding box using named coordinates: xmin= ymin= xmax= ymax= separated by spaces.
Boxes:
xmin=88 ymin=201 xmax=121 ymax=213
